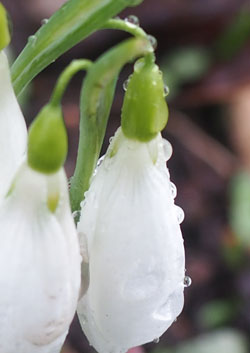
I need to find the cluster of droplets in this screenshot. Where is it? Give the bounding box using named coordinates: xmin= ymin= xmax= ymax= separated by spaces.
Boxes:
xmin=163 ymin=139 xmax=192 ymax=290
xmin=162 ymin=139 xmax=184 ymax=225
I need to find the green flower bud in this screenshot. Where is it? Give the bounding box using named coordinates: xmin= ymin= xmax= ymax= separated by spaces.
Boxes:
xmin=121 ymin=57 xmax=169 ymax=142
xmin=0 ymin=3 xmax=11 ymax=50
xmin=28 ymin=104 xmax=68 ymax=174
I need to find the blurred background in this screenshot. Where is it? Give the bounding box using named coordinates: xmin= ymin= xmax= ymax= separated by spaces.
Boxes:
xmin=3 ymin=0 xmax=250 ymax=352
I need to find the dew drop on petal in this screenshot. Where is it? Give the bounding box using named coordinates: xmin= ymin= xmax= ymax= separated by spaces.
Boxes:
xmin=184 ymin=275 xmax=192 ymax=288
xmin=164 ymin=85 xmax=170 ymax=97
xmin=72 ymin=210 xmax=81 ymax=221
xmin=175 ymin=205 xmax=185 ymax=224
xmin=162 ymin=139 xmax=173 ymax=161
xmin=147 ymin=35 xmax=157 ymax=50
xmin=170 ymin=182 xmax=177 ymax=198
xmin=153 ymin=338 xmax=160 ymax=343
xmin=97 ymin=155 xmax=105 ymax=167
xmin=124 ymin=15 xmax=140 ymax=26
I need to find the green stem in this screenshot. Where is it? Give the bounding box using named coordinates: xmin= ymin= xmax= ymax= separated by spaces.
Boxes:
xmin=101 ymin=18 xmax=147 ymax=38
xmin=11 ymin=0 xmax=144 ymax=96
xmin=70 ymin=37 xmax=153 ymax=212
xmin=50 ymin=59 xmax=92 ymax=106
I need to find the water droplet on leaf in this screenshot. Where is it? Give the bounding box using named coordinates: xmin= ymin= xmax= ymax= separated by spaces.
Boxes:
xmin=28 ymin=35 xmax=36 ymax=46
xmin=41 ymin=18 xmax=49 ymax=25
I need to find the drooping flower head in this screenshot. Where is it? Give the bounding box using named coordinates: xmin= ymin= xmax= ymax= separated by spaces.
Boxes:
xmin=0 ymin=27 xmax=81 ymax=351
xmin=77 ymin=56 xmax=186 ymax=353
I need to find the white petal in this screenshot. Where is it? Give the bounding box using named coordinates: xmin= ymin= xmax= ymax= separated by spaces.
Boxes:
xmin=77 ymin=128 xmax=185 ymax=353
xmin=0 ymin=51 xmax=27 ymax=200
xmin=0 ymin=163 xmax=81 ymax=353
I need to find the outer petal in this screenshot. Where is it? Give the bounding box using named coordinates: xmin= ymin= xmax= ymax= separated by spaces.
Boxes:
xmin=0 ymin=163 xmax=81 ymax=353
xmin=0 ymin=51 xmax=27 ymax=199
xmin=77 ymin=128 xmax=185 ymax=353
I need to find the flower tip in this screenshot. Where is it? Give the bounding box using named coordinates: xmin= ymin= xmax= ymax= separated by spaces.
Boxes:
xmin=28 ymin=104 xmax=68 ymax=174
xmin=0 ymin=3 xmax=11 ymax=50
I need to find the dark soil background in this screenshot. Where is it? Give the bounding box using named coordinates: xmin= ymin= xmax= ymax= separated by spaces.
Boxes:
xmin=3 ymin=0 xmax=250 ymax=352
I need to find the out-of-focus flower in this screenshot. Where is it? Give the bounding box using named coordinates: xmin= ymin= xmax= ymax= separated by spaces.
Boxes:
xmin=0 ymin=39 xmax=81 ymax=351
xmin=0 ymin=51 xmax=27 ymax=200
xmin=77 ymin=127 xmax=185 ymax=353
xmin=0 ymin=161 xmax=81 ymax=353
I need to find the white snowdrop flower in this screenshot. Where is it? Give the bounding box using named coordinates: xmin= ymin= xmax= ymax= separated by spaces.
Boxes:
xmin=0 ymin=162 xmax=81 ymax=353
xmin=77 ymin=127 xmax=185 ymax=353
xmin=0 ymin=51 xmax=27 ymax=200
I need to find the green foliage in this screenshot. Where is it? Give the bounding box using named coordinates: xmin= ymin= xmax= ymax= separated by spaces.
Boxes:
xmin=230 ymin=172 xmax=250 ymax=247
xmin=197 ymin=299 xmax=238 ymax=328
xmin=161 ymin=47 xmax=211 ymax=98
xmin=0 ymin=2 xmax=10 ymax=50
xmin=11 ymin=0 xmax=145 ymax=96
xmin=216 ymin=9 xmax=250 ymax=60
xmin=121 ymin=56 xmax=169 ymax=142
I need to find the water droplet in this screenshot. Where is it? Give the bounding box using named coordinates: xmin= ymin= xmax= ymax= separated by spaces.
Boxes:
xmin=134 ymin=58 xmax=145 ymax=72
xmin=41 ymin=18 xmax=49 ymax=25
xmin=175 ymin=205 xmax=185 ymax=224
xmin=184 ymin=275 xmax=192 ymax=288
xmin=164 ymin=85 xmax=170 ymax=97
xmin=147 ymin=35 xmax=157 ymax=50
xmin=170 ymin=182 xmax=177 ymax=198
xmin=174 ymin=318 xmax=177 ymax=322
xmin=109 ymin=137 xmax=114 ymax=144
xmin=72 ymin=210 xmax=81 ymax=221
xmin=28 ymin=35 xmax=37 ymax=46
xmin=125 ymin=15 xmax=140 ymax=26
xmin=162 ymin=139 xmax=173 ymax=161
xmin=123 ymin=75 xmax=132 ymax=91
xmin=97 ymin=155 xmax=105 ymax=167
xmin=153 ymin=338 xmax=160 ymax=343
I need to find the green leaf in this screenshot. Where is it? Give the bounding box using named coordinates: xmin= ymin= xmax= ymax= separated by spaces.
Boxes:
xmin=230 ymin=172 xmax=250 ymax=247
xmin=11 ymin=0 xmax=144 ymax=96
xmin=0 ymin=2 xmax=11 ymax=50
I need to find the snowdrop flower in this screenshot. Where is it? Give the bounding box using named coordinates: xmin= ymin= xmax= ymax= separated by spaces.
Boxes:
xmin=0 ymin=50 xmax=27 ymax=200
xmin=77 ymin=57 xmax=186 ymax=353
xmin=0 ymin=162 xmax=81 ymax=353
xmin=0 ymin=33 xmax=81 ymax=352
